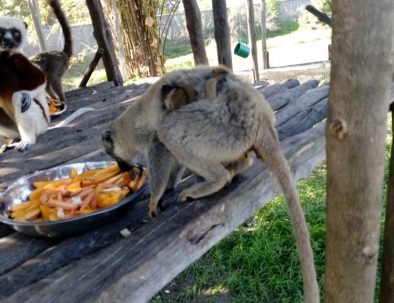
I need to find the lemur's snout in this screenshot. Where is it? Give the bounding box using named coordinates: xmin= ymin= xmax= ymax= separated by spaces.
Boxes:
xmin=101 ymin=129 xmax=112 ymax=142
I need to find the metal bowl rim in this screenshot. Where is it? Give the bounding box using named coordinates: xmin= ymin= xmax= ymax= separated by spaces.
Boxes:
xmin=0 ymin=161 xmax=143 ymax=227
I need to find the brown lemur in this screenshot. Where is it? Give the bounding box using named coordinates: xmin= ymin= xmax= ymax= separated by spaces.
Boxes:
xmin=30 ymin=0 xmax=72 ymax=102
xmin=101 ymin=66 xmax=319 ymax=303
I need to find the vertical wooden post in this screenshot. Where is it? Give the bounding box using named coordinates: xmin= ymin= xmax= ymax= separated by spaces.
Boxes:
xmin=246 ymin=0 xmax=259 ymax=81
xmin=324 ymin=0 xmax=394 ymax=302
xmin=86 ymin=0 xmax=123 ymax=86
xmin=212 ymin=0 xmax=233 ymax=70
xmin=28 ymin=0 xmax=46 ymax=52
xmin=182 ymin=0 xmax=209 ymax=65
xmin=260 ymin=0 xmax=268 ymax=69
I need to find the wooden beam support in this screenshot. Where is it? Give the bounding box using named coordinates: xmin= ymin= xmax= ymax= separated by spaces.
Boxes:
xmin=247 ymin=0 xmax=259 ymax=81
xmin=182 ymin=0 xmax=209 ymax=65
xmin=212 ymin=0 xmax=233 ymax=70
xmin=86 ymin=0 xmax=123 ymax=86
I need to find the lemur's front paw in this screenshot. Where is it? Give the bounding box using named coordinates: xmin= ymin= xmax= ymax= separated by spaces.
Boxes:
xmin=14 ymin=140 xmax=31 ymax=152
xmin=149 ymin=205 xmax=158 ymax=218
xmin=177 ymin=191 xmax=191 ymax=203
xmin=0 ymin=140 xmax=30 ymax=153
xmin=13 ymin=92 xmax=32 ymax=113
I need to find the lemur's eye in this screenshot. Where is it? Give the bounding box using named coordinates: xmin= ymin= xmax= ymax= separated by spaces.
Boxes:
xmin=0 ymin=31 xmax=4 ymax=38
xmin=12 ymin=31 xmax=20 ymax=38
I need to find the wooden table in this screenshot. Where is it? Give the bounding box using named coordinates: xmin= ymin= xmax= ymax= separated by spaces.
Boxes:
xmin=0 ymin=78 xmax=327 ymax=303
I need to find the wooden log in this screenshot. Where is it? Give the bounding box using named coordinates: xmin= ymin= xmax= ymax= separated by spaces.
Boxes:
xmin=260 ymin=79 xmax=300 ymax=98
xmin=260 ymin=0 xmax=268 ymax=69
xmin=267 ymin=79 xmax=319 ymax=111
xmin=212 ymin=0 xmax=233 ymax=70
xmin=79 ymin=48 xmax=105 ymax=87
xmin=0 ymin=234 xmax=58 ymax=276
xmin=2 ymin=125 xmax=326 ymax=303
xmin=246 ymin=0 xmax=259 ymax=81
xmin=275 ymin=84 xmax=329 ymax=126
xmin=182 ymin=0 xmax=209 ymax=65
xmin=278 ymin=98 xmax=327 ymax=140
xmin=253 ymin=80 xmax=270 ymax=90
xmin=85 ymin=0 xmax=123 ymax=86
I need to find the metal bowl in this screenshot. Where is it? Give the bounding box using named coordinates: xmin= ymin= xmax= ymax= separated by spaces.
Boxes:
xmin=0 ymin=161 xmax=144 ymax=237
xmin=49 ymin=101 xmax=67 ymax=120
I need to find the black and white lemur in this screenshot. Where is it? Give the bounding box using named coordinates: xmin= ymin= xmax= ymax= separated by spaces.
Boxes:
xmin=0 ymin=16 xmax=92 ymax=152
xmin=0 ymin=16 xmax=49 ymax=151
xmin=30 ymin=0 xmax=72 ymax=102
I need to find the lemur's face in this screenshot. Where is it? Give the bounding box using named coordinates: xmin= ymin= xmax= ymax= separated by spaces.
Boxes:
xmin=0 ymin=27 xmax=22 ymax=50
xmin=0 ymin=17 xmax=27 ymax=52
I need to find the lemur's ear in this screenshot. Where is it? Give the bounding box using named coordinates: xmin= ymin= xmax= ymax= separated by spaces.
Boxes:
xmin=161 ymin=84 xmax=178 ymax=101
xmin=23 ymin=22 xmax=28 ymax=29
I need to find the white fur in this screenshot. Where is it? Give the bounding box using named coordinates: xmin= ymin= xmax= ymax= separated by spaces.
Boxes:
xmin=12 ymin=91 xmax=48 ymax=149
xmin=0 ymin=16 xmax=27 ymax=53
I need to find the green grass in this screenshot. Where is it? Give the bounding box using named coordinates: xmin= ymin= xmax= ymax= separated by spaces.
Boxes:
xmin=152 ymin=115 xmax=393 ymax=302
xmin=267 ymin=20 xmax=300 ymax=39
xmin=152 ymin=165 xmax=327 ymax=303
xmin=164 ymin=41 xmax=193 ymax=59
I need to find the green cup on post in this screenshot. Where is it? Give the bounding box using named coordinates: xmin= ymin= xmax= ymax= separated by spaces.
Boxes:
xmin=234 ymin=42 xmax=250 ymax=58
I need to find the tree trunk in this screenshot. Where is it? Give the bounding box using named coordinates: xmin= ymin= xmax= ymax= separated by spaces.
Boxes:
xmin=103 ymin=0 xmax=129 ymax=79
xmin=260 ymin=0 xmax=268 ymax=69
xmin=380 ymin=106 xmax=394 ymax=303
xmin=324 ymin=0 xmax=394 ymax=302
xmin=212 ymin=0 xmax=233 ymax=70
xmin=182 ymin=0 xmax=209 ymax=65
xmin=117 ymin=0 xmax=165 ymax=78
xmin=86 ymin=0 xmax=123 ymax=85
xmin=246 ymin=0 xmax=259 ymax=81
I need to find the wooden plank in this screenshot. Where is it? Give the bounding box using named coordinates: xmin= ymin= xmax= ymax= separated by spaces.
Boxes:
xmin=268 ymin=79 xmax=319 ymax=111
xmin=260 ymin=79 xmax=300 ymax=98
xmin=278 ymin=98 xmax=327 ymax=140
xmin=65 ymin=81 xmax=116 ymax=98
xmin=0 ymin=82 xmax=324 ymax=189
xmin=0 ymin=234 xmax=58 ymax=276
xmin=3 ymin=125 xmax=326 ymax=303
xmin=0 ymin=224 xmax=13 ymax=238
xmin=275 ymin=84 xmax=329 ymax=126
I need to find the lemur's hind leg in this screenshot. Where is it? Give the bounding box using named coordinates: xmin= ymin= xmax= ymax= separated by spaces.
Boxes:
xmin=226 ymin=151 xmax=254 ymax=181
xmin=164 ymin=145 xmax=231 ymax=202
xmin=147 ymin=136 xmax=179 ymax=218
